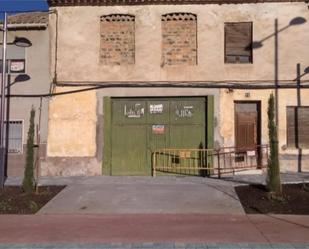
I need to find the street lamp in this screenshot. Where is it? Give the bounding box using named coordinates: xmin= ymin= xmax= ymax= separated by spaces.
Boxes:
xmin=13 ymin=37 xmax=32 ymax=48
xmin=250 ymin=17 xmax=307 ymax=51
xmin=7 ymin=74 xmax=31 ymax=88
xmin=1 ymin=12 xmax=32 ymax=188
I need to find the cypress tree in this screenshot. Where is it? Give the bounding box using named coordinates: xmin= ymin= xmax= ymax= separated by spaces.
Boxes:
xmin=267 ymin=93 xmax=282 ymax=198
xmin=22 ymin=108 xmax=35 ymax=193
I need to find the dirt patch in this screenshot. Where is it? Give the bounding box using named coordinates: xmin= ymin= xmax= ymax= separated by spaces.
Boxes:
xmin=0 ymin=186 xmax=65 ymax=214
xmin=235 ymin=183 xmax=309 ymax=215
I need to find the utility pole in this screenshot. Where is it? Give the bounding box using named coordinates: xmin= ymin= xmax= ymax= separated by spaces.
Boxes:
xmin=296 ymin=63 xmax=302 ymax=172
xmin=0 ymin=12 xmax=8 ymax=188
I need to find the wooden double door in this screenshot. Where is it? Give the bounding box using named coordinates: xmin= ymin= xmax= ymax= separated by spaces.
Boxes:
xmin=235 ymin=102 xmax=261 ymax=150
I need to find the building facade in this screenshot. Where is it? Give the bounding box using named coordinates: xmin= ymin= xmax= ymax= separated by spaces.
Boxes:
xmin=1 ymin=12 xmax=50 ymax=177
xmin=44 ymin=0 xmax=309 ymax=176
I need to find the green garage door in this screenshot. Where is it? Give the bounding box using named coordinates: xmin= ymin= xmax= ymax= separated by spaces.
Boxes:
xmin=105 ymin=97 xmax=212 ymax=176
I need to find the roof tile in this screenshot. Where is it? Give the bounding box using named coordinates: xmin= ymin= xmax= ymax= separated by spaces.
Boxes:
xmin=6 ymin=12 xmax=48 ymax=25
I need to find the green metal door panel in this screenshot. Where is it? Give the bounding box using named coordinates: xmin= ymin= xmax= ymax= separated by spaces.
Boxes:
xmin=148 ymin=125 xmax=169 ymax=150
xmin=169 ymin=125 xmax=205 ymax=149
xmin=112 ymin=100 xmax=147 ymax=125
xmin=207 ymin=96 xmax=214 ymax=150
xmin=147 ymin=124 xmax=170 ymax=172
xmin=108 ymin=97 xmax=208 ymax=176
xmin=170 ymin=98 xmax=205 ymax=125
xmin=169 ymin=125 xmax=205 ymax=175
xmin=147 ymin=100 xmax=170 ymax=124
xmin=206 ymin=95 xmax=215 ymax=174
xmin=111 ymin=125 xmax=148 ymax=175
xmin=103 ymin=97 xmax=112 ymax=175
xmin=146 ymin=100 xmax=170 ymax=169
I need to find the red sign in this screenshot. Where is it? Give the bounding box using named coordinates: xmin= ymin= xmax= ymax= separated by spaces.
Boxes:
xmin=152 ymin=125 xmax=165 ymax=134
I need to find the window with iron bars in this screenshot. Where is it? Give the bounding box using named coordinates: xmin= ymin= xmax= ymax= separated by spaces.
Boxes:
xmin=287 ymin=106 xmax=309 ymax=148
xmin=3 ymin=120 xmax=23 ymax=154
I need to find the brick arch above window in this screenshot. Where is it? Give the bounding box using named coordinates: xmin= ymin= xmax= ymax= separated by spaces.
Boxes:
xmin=100 ymin=14 xmax=135 ymax=22
xmin=161 ymin=12 xmax=197 ymax=67
xmin=100 ymin=14 xmax=135 ymax=65
xmin=161 ymin=12 xmax=197 ymax=22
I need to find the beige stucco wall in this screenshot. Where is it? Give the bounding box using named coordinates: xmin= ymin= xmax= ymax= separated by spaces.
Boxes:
xmin=49 ymin=3 xmax=309 ymax=82
xmin=0 ymin=28 xmax=50 ymax=177
xmin=47 ymin=2 xmax=309 ymax=174
xmin=220 ymin=89 xmax=272 ymax=147
xmin=1 ymin=29 xmax=50 ymax=143
xmin=220 ymin=88 xmax=309 ymax=150
xmin=220 ymin=88 xmax=309 ymax=171
xmin=47 ymin=87 xmax=97 ymax=157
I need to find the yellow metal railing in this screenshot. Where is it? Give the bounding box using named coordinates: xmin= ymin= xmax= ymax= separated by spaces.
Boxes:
xmin=152 ymin=145 xmax=269 ymax=178
xmin=152 ymin=148 xmax=214 ymax=177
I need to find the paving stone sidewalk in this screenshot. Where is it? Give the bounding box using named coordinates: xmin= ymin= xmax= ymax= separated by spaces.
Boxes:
xmin=1 ymin=214 xmax=308 ymax=244
xmin=0 ymin=242 xmax=309 ymax=249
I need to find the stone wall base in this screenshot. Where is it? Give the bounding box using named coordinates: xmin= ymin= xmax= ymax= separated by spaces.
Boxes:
xmin=8 ymin=154 xmax=309 ymax=177
xmin=41 ymin=157 xmax=101 ymax=176
xmin=7 ymin=144 xmax=47 ymax=177
xmin=280 ymin=154 xmax=309 ymax=173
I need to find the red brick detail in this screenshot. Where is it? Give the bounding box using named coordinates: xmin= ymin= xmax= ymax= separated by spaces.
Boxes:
xmin=100 ymin=14 xmax=135 ymax=65
xmin=161 ymin=13 xmax=197 ymax=67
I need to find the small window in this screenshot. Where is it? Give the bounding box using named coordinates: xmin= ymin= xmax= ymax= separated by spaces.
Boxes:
xmin=287 ymin=107 xmax=309 ymax=148
xmin=225 ymin=22 xmax=253 ymax=64
xmin=4 ymin=120 xmax=23 ymax=154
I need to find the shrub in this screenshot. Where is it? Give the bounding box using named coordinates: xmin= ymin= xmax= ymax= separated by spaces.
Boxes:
xmin=266 ymin=93 xmax=282 ymax=198
xmin=22 ymin=108 xmax=35 ymax=193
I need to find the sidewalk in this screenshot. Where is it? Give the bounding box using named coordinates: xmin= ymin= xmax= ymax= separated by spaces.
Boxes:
xmin=5 ymin=173 xmax=309 ymax=215
xmin=1 ymin=173 xmax=309 ymax=248
xmin=36 ymin=176 xmax=243 ymax=214
xmin=0 ymin=214 xmax=308 ymax=244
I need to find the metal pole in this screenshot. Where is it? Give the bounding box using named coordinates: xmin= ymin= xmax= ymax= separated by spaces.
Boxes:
xmin=217 ymin=149 xmax=221 ymax=179
xmin=296 ymin=63 xmax=302 ymax=172
xmin=4 ymin=74 xmax=10 ymax=176
xmin=0 ymin=12 xmax=7 ymax=188
xmin=274 ymin=19 xmax=279 ymax=125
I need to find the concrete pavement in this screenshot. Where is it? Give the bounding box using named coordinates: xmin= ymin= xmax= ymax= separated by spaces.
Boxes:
xmin=34 ymin=173 xmax=309 ymax=215
xmin=37 ymin=176 xmax=244 ymax=214
xmin=5 ymin=171 xmax=309 ymax=187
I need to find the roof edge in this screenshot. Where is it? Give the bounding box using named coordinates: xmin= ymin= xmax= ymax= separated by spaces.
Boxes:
xmin=48 ymin=0 xmax=306 ymax=7
xmin=7 ymin=23 xmax=48 ymax=29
